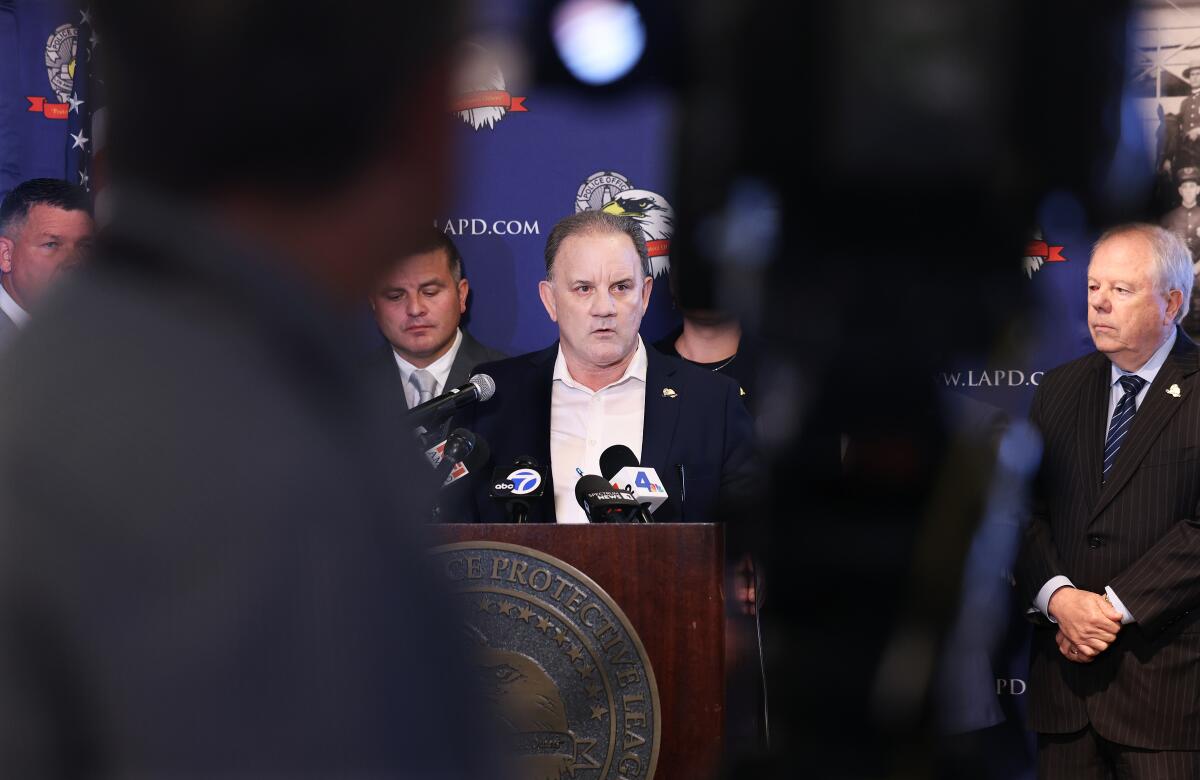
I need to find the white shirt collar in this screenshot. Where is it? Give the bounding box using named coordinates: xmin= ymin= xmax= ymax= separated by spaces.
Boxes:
xmin=1110 ymin=327 xmax=1176 ymax=388
xmin=553 ymin=337 xmax=648 ymax=393
xmin=392 ymin=328 xmax=462 ymax=399
xmin=0 ymin=277 xmax=29 ymax=328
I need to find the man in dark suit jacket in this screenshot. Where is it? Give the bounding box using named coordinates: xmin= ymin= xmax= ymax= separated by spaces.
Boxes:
xmin=453 ymin=210 xmax=756 ymax=524
xmin=369 ymin=229 xmax=505 ymax=410
xmin=1016 ymin=223 xmax=1200 ymax=778
xmin=0 ymin=306 xmax=15 ymax=353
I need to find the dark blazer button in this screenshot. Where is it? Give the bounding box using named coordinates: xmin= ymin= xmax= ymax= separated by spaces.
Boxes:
xmin=1088 ymin=535 xmax=1103 ymax=548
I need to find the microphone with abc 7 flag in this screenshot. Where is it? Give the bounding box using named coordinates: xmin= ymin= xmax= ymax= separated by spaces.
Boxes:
xmin=599 ymin=444 xmax=667 ymax=523
xmin=489 ymin=456 xmax=546 ymax=524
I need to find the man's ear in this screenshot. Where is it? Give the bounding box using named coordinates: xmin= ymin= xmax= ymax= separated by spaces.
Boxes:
xmin=538 ymin=279 xmax=558 ymax=322
xmin=458 ymin=277 xmax=469 ymax=314
xmin=640 ymin=275 xmax=653 ymax=313
xmin=1167 ymin=289 xmax=1185 ymax=324
xmin=0 ymin=237 xmax=13 ymax=274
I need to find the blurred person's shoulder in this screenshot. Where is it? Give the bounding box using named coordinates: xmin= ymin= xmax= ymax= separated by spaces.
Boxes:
xmin=0 ymin=227 xmax=399 ymax=528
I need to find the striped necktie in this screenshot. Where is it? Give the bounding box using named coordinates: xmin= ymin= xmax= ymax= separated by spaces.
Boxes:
xmin=1102 ymin=374 xmax=1147 ymax=483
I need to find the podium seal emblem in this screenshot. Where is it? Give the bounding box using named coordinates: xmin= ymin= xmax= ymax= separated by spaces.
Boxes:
xmin=432 ymin=542 xmax=661 ymax=780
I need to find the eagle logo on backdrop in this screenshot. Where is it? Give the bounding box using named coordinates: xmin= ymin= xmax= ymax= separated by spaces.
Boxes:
xmin=433 ymin=542 xmax=660 ymax=780
xmin=452 ymin=42 xmax=529 ymax=131
xmin=1022 ymin=227 xmax=1067 ymax=278
xmin=27 ymin=23 xmax=78 ymax=120
xmin=575 ymin=171 xmax=675 ymax=277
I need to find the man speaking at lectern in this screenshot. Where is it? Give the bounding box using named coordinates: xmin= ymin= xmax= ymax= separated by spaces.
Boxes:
xmin=457 ymin=210 xmax=756 ymax=524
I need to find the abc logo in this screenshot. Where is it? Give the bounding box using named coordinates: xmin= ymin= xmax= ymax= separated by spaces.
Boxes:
xmin=507 ymin=468 xmax=542 ymax=495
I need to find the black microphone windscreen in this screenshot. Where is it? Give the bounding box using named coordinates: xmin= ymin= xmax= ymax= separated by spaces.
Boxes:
xmin=463 ymin=434 xmax=490 ymax=473
xmin=443 ymin=428 xmax=476 ymax=463
xmin=599 ymin=444 xmax=639 ymax=481
xmin=575 ymin=474 xmax=616 ymax=509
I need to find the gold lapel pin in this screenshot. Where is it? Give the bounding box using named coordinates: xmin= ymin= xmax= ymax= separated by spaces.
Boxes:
xmin=662 ymin=388 xmax=677 ymax=398
xmin=1167 ymin=383 xmax=1182 ymax=398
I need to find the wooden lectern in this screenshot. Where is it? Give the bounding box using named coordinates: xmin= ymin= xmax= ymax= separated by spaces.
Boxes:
xmin=430 ymin=523 xmax=725 ymax=780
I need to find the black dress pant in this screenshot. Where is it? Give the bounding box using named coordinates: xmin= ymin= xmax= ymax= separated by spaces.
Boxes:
xmin=1038 ymin=725 xmax=1200 ymax=780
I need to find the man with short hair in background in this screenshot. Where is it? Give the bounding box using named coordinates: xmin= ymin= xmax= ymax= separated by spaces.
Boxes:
xmin=370 ymin=229 xmax=505 ymax=410
xmin=0 ymin=178 xmax=93 ymax=349
xmin=1161 ymin=166 xmax=1200 ymax=336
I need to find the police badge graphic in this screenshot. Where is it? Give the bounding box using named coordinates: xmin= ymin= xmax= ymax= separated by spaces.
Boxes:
xmin=27 ymin=23 xmax=78 ymax=120
xmin=433 ymin=542 xmax=661 ymax=780
xmin=576 ymin=171 xmax=674 ymax=277
xmin=452 ymin=42 xmax=529 ymax=130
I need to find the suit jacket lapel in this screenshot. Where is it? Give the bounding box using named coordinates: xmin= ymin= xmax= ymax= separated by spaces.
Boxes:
xmin=1075 ymin=353 xmax=1109 ymax=514
xmin=0 ymin=310 xmax=16 ymax=354
xmin=640 ymin=347 xmax=681 ymax=474
xmin=445 ymin=330 xmax=475 ymax=391
xmin=527 ymin=345 xmax=558 ymax=522
xmin=1091 ymin=331 xmax=1200 ymax=521
xmin=373 ymin=342 xmax=412 ymax=411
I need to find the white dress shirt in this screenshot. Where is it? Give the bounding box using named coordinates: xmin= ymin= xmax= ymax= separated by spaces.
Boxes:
xmin=0 ymin=278 xmax=29 ymax=328
xmin=1033 ymin=328 xmax=1177 ymax=625
xmin=392 ymin=328 xmax=462 ymax=408
xmin=550 ymin=338 xmax=648 ymax=524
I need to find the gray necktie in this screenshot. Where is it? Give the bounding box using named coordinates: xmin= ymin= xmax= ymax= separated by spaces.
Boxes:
xmin=409 ymin=369 xmax=437 ymax=406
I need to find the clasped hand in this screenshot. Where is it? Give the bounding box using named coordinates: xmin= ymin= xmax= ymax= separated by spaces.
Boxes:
xmin=1048 ymin=587 xmax=1123 ymax=664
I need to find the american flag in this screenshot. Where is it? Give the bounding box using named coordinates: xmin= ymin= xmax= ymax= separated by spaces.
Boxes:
xmin=66 ymin=5 xmax=105 ymax=209
xmin=0 ymin=1 xmax=101 ymax=205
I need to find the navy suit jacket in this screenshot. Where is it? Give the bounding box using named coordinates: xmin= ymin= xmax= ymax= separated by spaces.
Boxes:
xmin=451 ymin=342 xmax=757 ymax=523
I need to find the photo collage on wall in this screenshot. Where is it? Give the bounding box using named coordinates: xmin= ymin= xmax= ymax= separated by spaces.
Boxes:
xmin=1135 ymin=0 xmax=1200 ymax=335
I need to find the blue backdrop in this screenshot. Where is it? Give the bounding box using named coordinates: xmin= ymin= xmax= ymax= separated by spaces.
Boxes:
xmin=447 ymin=85 xmax=681 ymax=356
xmin=1 ymin=4 xmax=1146 ymax=777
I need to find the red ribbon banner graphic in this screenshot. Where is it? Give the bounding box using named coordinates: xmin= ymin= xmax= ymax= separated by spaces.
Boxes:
xmin=646 ymin=239 xmax=670 ymax=257
xmin=27 ymin=96 xmax=69 ymax=120
xmin=1024 ymin=240 xmax=1066 ymax=262
xmin=451 ymin=90 xmax=529 ymax=113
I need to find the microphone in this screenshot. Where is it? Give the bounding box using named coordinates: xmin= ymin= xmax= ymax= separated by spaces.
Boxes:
xmin=405 ymin=373 xmax=496 ymax=427
xmin=424 ymin=430 xmax=490 ymax=523
xmin=599 ymin=444 xmax=668 ymax=522
xmin=599 ymin=444 xmax=639 ymax=482
xmin=489 ymin=455 xmax=546 ymax=524
xmin=424 ymin=428 xmax=490 ymax=488
xmin=574 ymin=474 xmax=640 ymax=523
